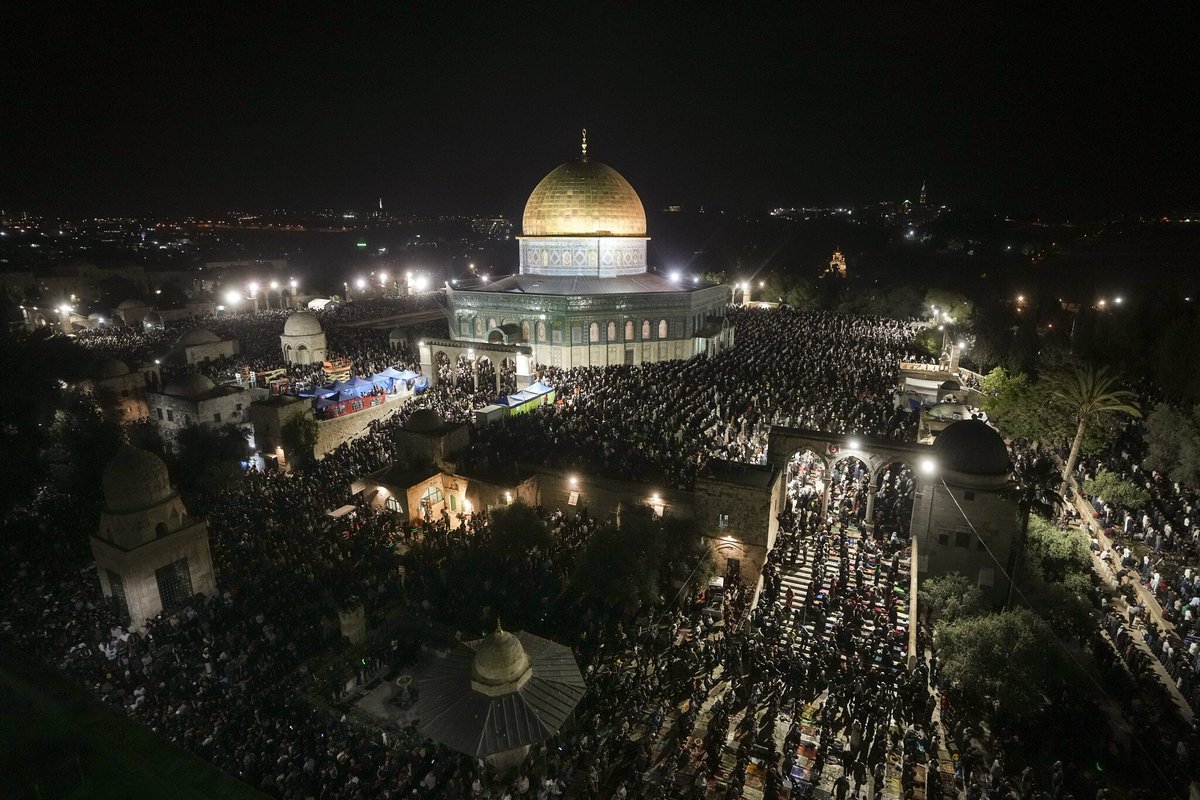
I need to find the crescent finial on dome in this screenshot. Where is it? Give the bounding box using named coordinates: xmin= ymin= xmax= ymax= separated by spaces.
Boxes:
xmin=581 ymin=128 xmax=587 ymax=159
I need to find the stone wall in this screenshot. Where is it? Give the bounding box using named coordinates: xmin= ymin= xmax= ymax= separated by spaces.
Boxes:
xmin=314 ymin=395 xmax=410 ymax=458
xmin=911 ymin=479 xmax=1018 ymax=605
xmin=92 ymin=522 xmax=216 ymax=630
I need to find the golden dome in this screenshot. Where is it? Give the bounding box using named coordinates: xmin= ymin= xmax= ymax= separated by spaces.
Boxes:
xmin=522 ymin=157 xmax=647 ymax=237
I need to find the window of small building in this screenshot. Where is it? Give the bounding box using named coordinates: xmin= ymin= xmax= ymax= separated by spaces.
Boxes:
xmin=166 ymin=410 xmax=174 ymax=422
xmin=213 ymin=413 xmax=221 ymax=423
xmin=658 ymin=319 xmax=668 ymax=339
xmin=156 ymin=408 xmax=163 ymax=420
xmin=385 ymin=495 xmax=402 ymax=513
xmin=154 ymin=558 xmax=193 ymax=613
xmin=955 ymin=531 xmax=970 ymax=548
xmin=607 ymin=321 xmax=617 ymax=341
xmin=937 ymin=532 xmax=950 ymax=546
xmin=421 ymin=485 xmax=444 ymax=505
xmin=978 ymin=568 xmax=995 ymax=587
xmin=449 ymin=494 xmax=457 ymax=511
xmin=963 ymin=490 xmax=976 ymax=501
xmin=717 ymin=513 xmax=730 ymax=529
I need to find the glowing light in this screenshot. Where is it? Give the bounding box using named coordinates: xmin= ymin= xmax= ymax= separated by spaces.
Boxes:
xmin=270 ymin=280 xmax=279 ymax=290
xmin=413 ymin=276 xmax=429 ymax=291
xmin=847 ymin=438 xmax=860 ymax=449
xmin=669 ymin=271 xmax=680 ymax=282
xmin=1114 ymin=296 xmax=1123 ymax=304
xmin=290 ymin=279 xmax=298 ymax=290
xmin=379 ymin=271 xmax=389 ymax=283
xmin=957 ymin=340 xmax=966 ymax=349
xmin=225 ymin=290 xmax=241 ymax=305
xmin=920 ymin=457 xmax=937 ymax=475
xmin=569 ymin=475 xmax=578 ymax=487
xmin=1016 ymin=295 xmax=1025 ymax=303
xmin=356 ymin=278 xmax=366 ymax=290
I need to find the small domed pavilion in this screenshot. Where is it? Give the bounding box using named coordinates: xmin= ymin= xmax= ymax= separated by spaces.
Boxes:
xmin=411 ymin=623 xmax=585 ymax=769
xmin=90 ymin=445 xmax=216 ymax=629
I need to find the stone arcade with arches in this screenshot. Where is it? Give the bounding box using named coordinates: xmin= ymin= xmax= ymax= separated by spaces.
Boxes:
xmin=766 ymin=420 xmax=1020 ymax=604
xmin=280 ymin=311 xmax=328 ymax=365
xmin=417 ymin=338 xmax=533 ymax=396
xmin=446 ymin=133 xmax=732 ymax=368
xmin=90 ymin=445 xmax=216 ymax=629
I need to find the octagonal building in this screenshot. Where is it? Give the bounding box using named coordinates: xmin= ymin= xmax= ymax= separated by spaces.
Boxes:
xmin=446 ymin=133 xmax=732 ymax=368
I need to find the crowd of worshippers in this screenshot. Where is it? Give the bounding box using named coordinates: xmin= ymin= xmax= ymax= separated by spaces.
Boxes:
xmin=1073 ymin=413 xmax=1200 ymax=714
xmin=14 ymin=303 xmax=1150 ymax=797
xmin=73 ymin=294 xmax=441 ymax=388
xmin=4 ymin=457 xmax=1085 ymax=800
xmin=467 ymin=309 xmax=928 ymax=488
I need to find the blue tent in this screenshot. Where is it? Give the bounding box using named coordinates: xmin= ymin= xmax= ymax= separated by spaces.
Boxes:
xmin=327 ymin=379 xmax=352 ymax=393
xmin=414 ymin=376 xmax=430 ymax=393
xmin=346 ymin=376 xmax=375 ymax=396
xmin=369 ymin=372 xmax=395 ymax=391
xmin=526 ymin=381 xmax=554 ymax=395
xmin=395 ymin=369 xmax=420 ymax=381
xmin=380 ymin=366 xmax=407 ymax=379
xmin=315 ymin=395 xmax=338 ymax=409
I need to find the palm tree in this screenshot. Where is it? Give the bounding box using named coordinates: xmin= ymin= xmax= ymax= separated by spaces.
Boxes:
xmin=1052 ymin=364 xmax=1140 ymax=500
xmin=1005 ymin=456 xmax=1063 ymax=608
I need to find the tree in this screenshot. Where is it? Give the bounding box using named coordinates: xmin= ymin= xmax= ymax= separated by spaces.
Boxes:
xmin=1052 ymin=364 xmax=1141 ymax=497
xmin=919 ymin=573 xmax=984 ymax=624
xmin=982 ymin=366 xmax=1121 ymax=459
xmin=1143 ymin=403 xmax=1200 ymax=489
xmin=571 ymin=518 xmax=661 ymax=613
xmin=937 ymin=607 xmax=1060 ymax=719
xmin=488 ymin=501 xmax=551 ymax=560
xmin=173 ymin=424 xmax=249 ymax=497
xmin=924 ymin=288 xmax=974 ymax=328
xmin=1005 ymin=457 xmax=1063 ymax=608
xmin=281 ymin=413 xmax=320 ymax=468
xmin=1082 ymin=469 xmax=1149 ymax=510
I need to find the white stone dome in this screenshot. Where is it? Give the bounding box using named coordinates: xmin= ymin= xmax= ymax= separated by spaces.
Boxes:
xmin=405 ymin=408 xmax=443 ymax=433
xmin=284 ymin=312 xmax=323 ymax=336
xmin=177 ymin=328 xmax=220 ymax=347
xmin=103 ymin=444 xmax=174 ymax=513
xmin=471 ymin=626 xmax=532 ymax=690
xmin=164 ymin=372 xmax=216 ymax=398
xmin=90 ymin=357 xmax=130 ymax=380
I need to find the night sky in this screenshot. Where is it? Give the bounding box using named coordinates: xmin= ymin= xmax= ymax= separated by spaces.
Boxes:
xmin=3 ymin=4 xmax=1196 ymax=217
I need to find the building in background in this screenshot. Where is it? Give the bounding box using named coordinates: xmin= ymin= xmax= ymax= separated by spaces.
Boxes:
xmin=446 ymin=134 xmax=732 ymax=368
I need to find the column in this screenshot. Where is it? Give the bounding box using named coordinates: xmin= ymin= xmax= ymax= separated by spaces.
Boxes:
xmin=864 ymin=469 xmax=878 ymax=532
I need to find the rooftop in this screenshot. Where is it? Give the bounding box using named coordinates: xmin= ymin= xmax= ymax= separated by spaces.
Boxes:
xmin=457 ymin=273 xmax=714 ymax=296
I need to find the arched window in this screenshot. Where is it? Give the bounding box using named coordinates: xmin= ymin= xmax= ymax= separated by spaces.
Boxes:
xmin=624 ymin=320 xmax=634 ymax=341
xmin=474 ymin=317 xmax=484 ymax=336
xmin=641 ymin=319 xmax=651 ymax=339
xmin=385 ymin=495 xmax=402 ymax=513
xmin=658 ymin=319 xmax=669 ymax=339
xmin=487 ymin=317 xmax=497 ymax=332
xmin=521 ymin=320 xmax=531 ymax=341
xmin=588 ymin=322 xmax=600 ymax=342
xmin=155 ymin=522 xmax=168 ymax=538
xmin=537 ymin=320 xmax=546 ymax=342
xmin=607 ymin=321 xmax=617 ymax=341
